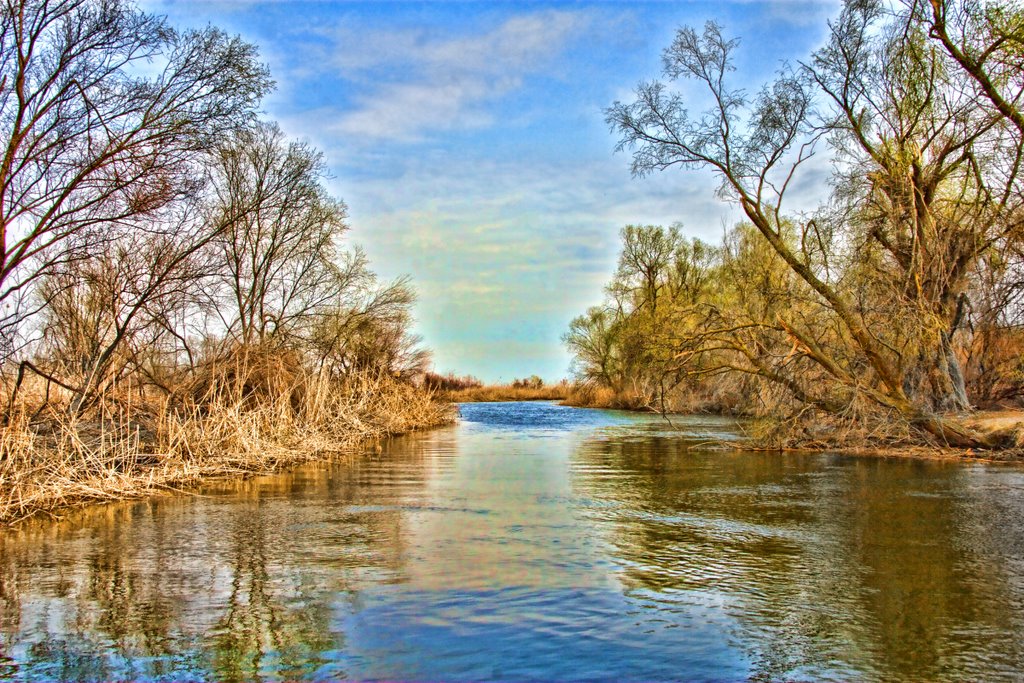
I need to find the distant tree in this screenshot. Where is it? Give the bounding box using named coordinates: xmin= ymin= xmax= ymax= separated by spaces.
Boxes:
xmin=610 ymin=224 xmax=682 ymax=314
xmin=512 ymin=375 xmax=544 ymax=389
xmin=564 ymin=305 xmax=621 ymax=388
xmin=422 ymin=372 xmax=483 ymax=392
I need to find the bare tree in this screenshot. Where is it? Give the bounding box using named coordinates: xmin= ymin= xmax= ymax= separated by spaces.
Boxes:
xmin=31 ymin=211 xmax=213 ymax=414
xmin=309 ymin=274 xmax=430 ymax=379
xmin=0 ymin=0 xmax=271 ymax=356
xmin=208 ymin=123 xmax=348 ymax=347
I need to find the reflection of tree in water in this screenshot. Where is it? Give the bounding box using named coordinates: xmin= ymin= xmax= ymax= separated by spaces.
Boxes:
xmin=206 ymin=507 xmax=336 ymax=682
xmin=0 ymin=439 xmax=440 ymax=680
xmin=571 ymin=437 xmax=1024 ymax=680
xmin=0 ymin=503 xmax=194 ymax=680
xmin=86 ymin=526 xmax=177 ymax=666
xmin=1 ymin=511 xmax=195 ymax=677
xmin=0 ymin=559 xmax=22 ymax=680
xmin=836 ymin=459 xmax=1024 ymax=679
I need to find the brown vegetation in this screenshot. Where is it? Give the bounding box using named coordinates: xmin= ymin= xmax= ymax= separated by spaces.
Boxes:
xmin=422 ymin=372 xmax=484 ymax=392
xmin=0 ymin=0 xmax=448 ymax=525
xmin=0 ymin=362 xmax=454 ymax=526
xmin=560 ymin=382 xmax=731 ymax=413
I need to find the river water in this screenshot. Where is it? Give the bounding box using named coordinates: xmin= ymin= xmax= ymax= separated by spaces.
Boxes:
xmin=1 ymin=401 xmax=1023 ymax=682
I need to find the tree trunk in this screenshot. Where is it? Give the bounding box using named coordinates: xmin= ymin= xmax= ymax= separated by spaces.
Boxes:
xmin=915 ymin=413 xmax=997 ymax=449
xmin=935 ymin=330 xmax=971 ymax=413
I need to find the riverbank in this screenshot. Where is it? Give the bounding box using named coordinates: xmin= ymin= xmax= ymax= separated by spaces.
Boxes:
xmin=0 ymin=373 xmax=455 ymax=526
xmin=737 ymin=413 xmax=1024 ymax=462
xmin=758 ymin=409 xmax=1024 ymax=458
xmin=564 ymin=386 xmax=1024 ymax=458
xmin=5 ymin=398 xmax=1022 ymax=682
xmin=561 ymin=384 xmax=737 ymax=414
xmin=5 ymin=392 xmax=1021 ymax=528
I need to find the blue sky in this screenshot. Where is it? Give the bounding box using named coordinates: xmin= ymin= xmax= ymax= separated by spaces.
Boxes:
xmin=149 ymin=0 xmax=840 ymax=382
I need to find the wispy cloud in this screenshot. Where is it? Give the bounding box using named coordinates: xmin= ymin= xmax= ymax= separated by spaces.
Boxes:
xmin=136 ymin=0 xmax=841 ymax=381
xmin=334 ymin=80 xmax=500 ymax=140
xmin=330 ymin=11 xmax=589 ymax=75
xmin=319 ymin=10 xmax=592 ymax=140
xmin=328 ymin=151 xmax=737 ymax=379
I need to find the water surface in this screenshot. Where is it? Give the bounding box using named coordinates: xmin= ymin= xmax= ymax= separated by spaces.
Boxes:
xmin=1 ymin=401 xmax=1023 ymax=681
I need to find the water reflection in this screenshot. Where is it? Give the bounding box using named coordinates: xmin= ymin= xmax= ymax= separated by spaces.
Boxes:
xmin=0 ymin=403 xmax=1022 ymax=681
xmin=570 ymin=438 xmax=1024 ymax=680
xmin=0 ymin=429 xmax=455 ymax=681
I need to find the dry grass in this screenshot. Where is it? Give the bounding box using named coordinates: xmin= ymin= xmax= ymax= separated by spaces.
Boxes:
xmin=442 ymin=382 xmax=570 ymax=403
xmin=562 ymin=379 xmax=749 ymax=414
xmin=562 ymin=384 xmax=649 ymax=410
xmin=964 ymin=410 xmax=1024 ymax=448
xmin=0 ymin=369 xmax=455 ymax=526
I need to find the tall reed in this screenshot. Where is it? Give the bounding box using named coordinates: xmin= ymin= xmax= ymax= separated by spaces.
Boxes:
xmin=0 ymin=369 xmax=454 ymax=525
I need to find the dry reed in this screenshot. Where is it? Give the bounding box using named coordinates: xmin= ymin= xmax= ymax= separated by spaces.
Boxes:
xmin=0 ymin=369 xmax=455 ymax=526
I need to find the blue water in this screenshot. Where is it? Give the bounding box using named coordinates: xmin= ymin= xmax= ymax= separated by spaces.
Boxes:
xmin=457 ymin=400 xmax=636 ymax=430
xmin=1 ymin=401 xmax=1023 ymax=681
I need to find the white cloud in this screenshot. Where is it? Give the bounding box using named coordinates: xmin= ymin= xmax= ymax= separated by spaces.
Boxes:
xmin=328 ymin=10 xmax=589 ymax=77
xmin=334 ymin=80 xmax=501 ymax=140
xmin=328 ymin=151 xmax=740 ymax=377
xmin=320 ymin=10 xmax=592 ymax=140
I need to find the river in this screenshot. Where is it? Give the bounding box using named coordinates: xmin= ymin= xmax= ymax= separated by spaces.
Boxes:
xmin=1 ymin=401 xmax=1023 ymax=681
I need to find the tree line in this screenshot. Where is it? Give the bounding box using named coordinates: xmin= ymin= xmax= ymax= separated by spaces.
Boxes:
xmin=0 ymin=0 xmax=428 ymax=420
xmin=567 ymin=0 xmax=1024 ymax=448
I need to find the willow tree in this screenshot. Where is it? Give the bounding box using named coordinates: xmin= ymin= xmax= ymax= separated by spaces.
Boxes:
xmin=607 ymin=0 xmax=1024 ymax=446
xmin=565 ymin=225 xmax=723 ymax=410
xmin=926 ymin=0 xmax=1024 ymax=136
xmin=564 ymin=305 xmax=622 ymax=389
